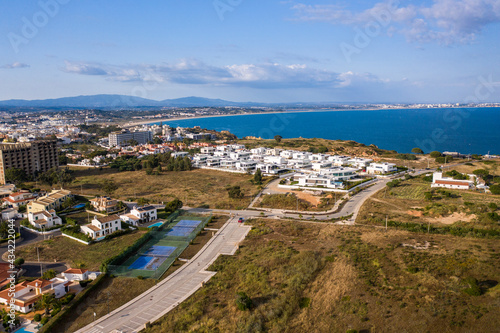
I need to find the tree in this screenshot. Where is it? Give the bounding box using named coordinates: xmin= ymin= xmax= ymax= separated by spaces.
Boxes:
xmin=430 ymin=151 xmax=442 ymax=158
xmin=411 ymin=147 xmax=424 ymax=154
xmin=164 ymin=198 xmax=183 ymax=213
xmin=490 ymin=185 xmax=500 ymax=195
xmin=42 ymin=269 xmax=57 ymax=280
xmin=62 ymin=196 xmax=76 ymax=209
xmin=100 ymin=179 xmax=118 ymax=197
xmin=227 ymin=186 xmax=244 ymax=199
xmin=38 ymin=167 xmax=74 ymax=187
xmin=36 ymin=294 xmax=58 ymax=316
xmin=473 ymin=169 xmax=490 ymax=179
xmin=253 ymin=168 xmax=263 ymax=185
xmin=4 ymin=168 xmax=28 ymax=184
xmin=274 ymin=135 xmax=282 ymax=143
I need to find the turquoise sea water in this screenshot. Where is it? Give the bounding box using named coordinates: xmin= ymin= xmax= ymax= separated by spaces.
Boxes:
xmin=156 ymin=107 xmax=500 ymax=154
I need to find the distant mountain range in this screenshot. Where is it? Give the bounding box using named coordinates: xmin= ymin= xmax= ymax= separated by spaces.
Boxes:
xmin=0 ymin=94 xmax=276 ymax=109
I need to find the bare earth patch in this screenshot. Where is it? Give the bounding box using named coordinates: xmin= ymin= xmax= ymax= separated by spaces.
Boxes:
xmin=427 ymin=212 xmax=477 ymax=225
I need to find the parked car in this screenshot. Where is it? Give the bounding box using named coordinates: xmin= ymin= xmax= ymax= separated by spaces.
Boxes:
xmin=238 ymin=217 xmax=244 ymax=223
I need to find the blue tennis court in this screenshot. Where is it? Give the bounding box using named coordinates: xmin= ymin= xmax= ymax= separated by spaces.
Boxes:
xmin=176 ymin=219 xmax=202 ymax=228
xmin=143 ymin=245 xmax=176 ymax=257
xmin=166 ymin=226 xmax=196 ymax=237
xmin=128 ymin=256 xmax=154 ymax=270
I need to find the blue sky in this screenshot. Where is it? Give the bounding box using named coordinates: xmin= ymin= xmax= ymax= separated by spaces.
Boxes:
xmin=1 ymin=0 xmax=499 ymax=103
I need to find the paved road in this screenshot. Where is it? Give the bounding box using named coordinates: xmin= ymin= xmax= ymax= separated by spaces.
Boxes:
xmin=0 ymin=223 xmax=61 ymax=264
xmin=76 ymin=217 xmax=251 ymax=333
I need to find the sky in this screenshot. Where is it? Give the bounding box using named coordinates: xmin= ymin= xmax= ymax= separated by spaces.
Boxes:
xmin=0 ymin=0 xmax=500 ymax=103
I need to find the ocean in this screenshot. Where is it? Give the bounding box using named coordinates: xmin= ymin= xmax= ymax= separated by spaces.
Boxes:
xmin=154 ymin=107 xmax=500 ymax=154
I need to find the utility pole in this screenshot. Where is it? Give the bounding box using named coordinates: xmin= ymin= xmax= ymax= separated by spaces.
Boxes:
xmin=296 ymin=196 xmax=298 ymax=211
xmin=385 ymin=215 xmax=388 ymax=231
xmin=37 ymin=247 xmax=43 ymax=276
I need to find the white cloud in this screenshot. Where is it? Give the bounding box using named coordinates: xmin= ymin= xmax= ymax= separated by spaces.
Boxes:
xmin=1 ymin=62 xmax=30 ymax=69
xmin=291 ymin=0 xmax=500 ymax=44
xmin=60 ymin=59 xmax=397 ymax=91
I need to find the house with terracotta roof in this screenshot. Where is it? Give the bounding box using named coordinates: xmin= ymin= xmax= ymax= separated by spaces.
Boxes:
xmin=0 ymin=278 xmax=69 ymax=313
xmin=1 ymin=190 xmax=36 ymax=208
xmin=62 ymin=268 xmax=89 ymax=281
xmin=80 ymin=214 xmax=122 ymax=240
xmin=90 ymin=196 xmax=119 ymax=213
xmin=0 ymin=262 xmax=21 ymax=289
xmin=28 ymin=209 xmax=62 ymax=229
xmin=431 ymin=172 xmax=475 ymax=190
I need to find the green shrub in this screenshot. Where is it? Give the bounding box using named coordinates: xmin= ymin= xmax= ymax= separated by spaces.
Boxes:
xmin=235 ymin=291 xmax=253 ymax=311
xmin=60 ymin=293 xmax=75 ymax=305
xmin=40 ymin=316 xmax=49 ymax=325
xmin=299 ymin=297 xmax=311 ymax=308
xmin=79 ymin=280 xmax=89 ymax=288
xmin=34 ymin=313 xmax=42 ymax=322
xmin=463 ymin=277 xmax=482 ymax=296
xmin=490 ymin=185 xmax=500 ymax=195
xmin=51 ymin=308 xmax=60 ymax=317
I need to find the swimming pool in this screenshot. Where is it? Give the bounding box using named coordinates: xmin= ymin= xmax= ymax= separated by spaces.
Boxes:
xmin=72 ymin=203 xmax=86 ymax=209
xmin=14 ymin=327 xmax=35 ymax=333
xmin=148 ymin=222 xmax=164 ymax=228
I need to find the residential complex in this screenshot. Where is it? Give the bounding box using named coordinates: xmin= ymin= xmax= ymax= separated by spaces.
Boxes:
xmin=0 ymin=140 xmax=58 ymax=184
xmin=27 ymin=189 xmax=72 ymax=214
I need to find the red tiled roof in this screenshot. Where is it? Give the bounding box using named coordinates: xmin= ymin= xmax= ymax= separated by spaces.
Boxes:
xmin=64 ymin=268 xmax=88 ymax=274
xmin=27 ymin=279 xmax=52 ymax=288
xmin=435 ymin=180 xmax=470 ymax=186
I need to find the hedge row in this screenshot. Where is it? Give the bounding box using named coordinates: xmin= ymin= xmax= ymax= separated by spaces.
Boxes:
xmin=38 ymin=273 xmax=107 ymax=333
xmin=0 ymin=232 xmax=20 ymax=244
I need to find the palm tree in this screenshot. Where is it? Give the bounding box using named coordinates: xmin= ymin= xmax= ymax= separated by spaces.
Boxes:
xmin=36 ymin=294 xmax=58 ymax=316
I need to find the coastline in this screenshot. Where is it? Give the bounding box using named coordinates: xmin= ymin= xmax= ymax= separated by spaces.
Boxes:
xmin=121 ymin=106 xmax=495 ymax=128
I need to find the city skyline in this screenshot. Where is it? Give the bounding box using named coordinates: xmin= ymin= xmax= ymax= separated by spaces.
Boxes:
xmin=1 ymin=0 xmax=500 ymax=103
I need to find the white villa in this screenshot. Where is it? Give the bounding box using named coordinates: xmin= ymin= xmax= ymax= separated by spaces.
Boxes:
xmin=0 ymin=279 xmax=70 ymax=313
xmin=348 ymin=157 xmax=374 ymax=168
xmin=81 ymin=214 xmax=122 ymax=240
xmin=431 ymin=172 xmax=475 ymax=190
xmin=297 ymin=174 xmax=344 ymax=189
xmin=319 ymin=167 xmax=359 ymax=181
xmin=366 ymin=162 xmax=397 ymax=174
xmin=120 ymin=205 xmax=157 ymax=226
xmin=28 ymin=209 xmax=62 ymax=229
xmin=62 ymin=268 xmax=90 ymax=281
